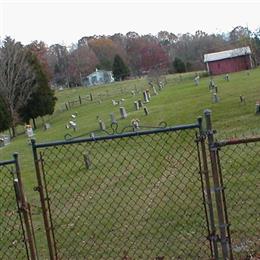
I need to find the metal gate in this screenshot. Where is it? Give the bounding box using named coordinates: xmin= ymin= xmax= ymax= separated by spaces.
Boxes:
xmin=0 ymin=153 xmax=37 ymax=260
xmin=32 ymin=120 xmax=213 ymax=259
xmin=215 ymin=136 xmax=260 ymax=258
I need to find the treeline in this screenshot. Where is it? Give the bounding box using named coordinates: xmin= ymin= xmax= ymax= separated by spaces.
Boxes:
xmin=31 ymin=26 xmax=260 ymax=87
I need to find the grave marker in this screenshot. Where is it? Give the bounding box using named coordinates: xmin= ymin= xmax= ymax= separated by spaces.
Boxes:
xmin=110 ymin=112 xmax=117 ymax=124
xmin=120 ymin=107 xmax=128 ymax=119
xmin=138 ymin=100 xmax=143 ymax=108
xmin=99 ymin=120 xmax=106 ymax=131
xmin=240 ymin=95 xmax=246 ymax=104
xmin=256 ymin=102 xmax=260 ymax=113
xmin=212 ymin=93 xmax=219 ymax=103
xmin=143 ymin=91 xmax=149 ymax=103
xmin=144 ymin=106 xmax=149 ymax=115
xmin=134 ymin=101 xmax=140 ymax=111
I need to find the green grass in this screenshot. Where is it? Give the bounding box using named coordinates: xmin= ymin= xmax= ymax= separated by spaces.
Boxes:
xmin=1 ymin=68 xmax=260 ymax=258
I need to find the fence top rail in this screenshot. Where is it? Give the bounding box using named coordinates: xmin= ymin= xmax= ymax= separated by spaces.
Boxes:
xmin=0 ymin=158 xmax=15 ymax=166
xmin=216 ymin=135 xmax=260 ymax=147
xmin=32 ymin=121 xmax=200 ymax=149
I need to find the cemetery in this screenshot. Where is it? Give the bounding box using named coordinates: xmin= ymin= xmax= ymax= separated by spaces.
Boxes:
xmin=1 ymin=67 xmax=260 ymax=258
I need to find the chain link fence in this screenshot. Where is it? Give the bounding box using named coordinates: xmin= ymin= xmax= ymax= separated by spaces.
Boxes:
xmin=2 ymin=114 xmax=260 ymax=259
xmin=33 ymin=123 xmax=212 ymax=259
xmin=0 ymin=154 xmax=37 ymax=260
xmin=216 ymin=137 xmax=260 ymax=258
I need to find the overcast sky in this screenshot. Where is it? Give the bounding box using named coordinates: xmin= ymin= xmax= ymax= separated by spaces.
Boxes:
xmin=1 ymin=0 xmax=260 ymax=46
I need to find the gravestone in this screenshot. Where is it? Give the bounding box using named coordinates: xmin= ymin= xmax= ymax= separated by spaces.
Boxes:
xmin=0 ymin=135 xmax=10 ymax=147
xmin=83 ymin=152 xmax=92 ymax=169
xmin=152 ymin=86 xmax=158 ymax=95
xmin=146 ymin=89 xmax=151 ymax=100
xmin=194 ymin=76 xmax=200 ymax=86
xmin=144 ymin=106 xmax=149 ymax=115
xmin=43 ymin=123 xmax=51 ymax=131
xmin=131 ymin=119 xmax=140 ymax=130
xmin=134 ymin=101 xmax=140 ymax=110
xmin=99 ymin=120 xmax=106 ymax=131
xmin=120 ymin=107 xmax=127 ymax=119
xmin=110 ymin=112 xmax=117 ymax=124
xmin=143 ymin=91 xmax=149 ymax=103
xmin=209 ymin=79 xmax=215 ymax=91
xmin=240 ymin=95 xmax=246 ymax=104
xmin=224 ymin=74 xmax=229 ymax=81
xmin=212 ymin=93 xmax=219 ymax=103
xmin=138 ymin=100 xmax=143 ymax=108
xmin=256 ymin=102 xmax=260 ymax=113
xmin=158 ymin=81 xmax=163 ymax=90
xmin=69 ymin=121 xmax=77 ymax=131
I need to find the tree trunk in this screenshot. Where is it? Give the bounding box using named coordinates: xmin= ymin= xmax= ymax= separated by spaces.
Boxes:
xmin=11 ymin=125 xmax=16 ymax=138
xmin=32 ymin=118 xmax=37 ymax=129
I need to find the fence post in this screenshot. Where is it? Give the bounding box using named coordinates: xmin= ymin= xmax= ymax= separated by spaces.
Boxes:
xmin=13 ymin=153 xmax=38 ymax=260
xmin=204 ymin=109 xmax=231 ymax=259
xmin=31 ymin=140 xmax=56 ymax=260
xmin=79 ymin=95 xmax=82 ymax=105
xmin=197 ymin=117 xmax=219 ymax=259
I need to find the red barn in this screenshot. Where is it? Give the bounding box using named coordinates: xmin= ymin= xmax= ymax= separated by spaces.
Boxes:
xmin=204 ymin=46 xmax=252 ymax=75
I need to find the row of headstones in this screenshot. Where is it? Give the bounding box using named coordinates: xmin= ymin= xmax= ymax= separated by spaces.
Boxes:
xmin=208 ymin=75 xmax=229 ymax=103
xmin=98 ymin=83 xmax=165 ymax=131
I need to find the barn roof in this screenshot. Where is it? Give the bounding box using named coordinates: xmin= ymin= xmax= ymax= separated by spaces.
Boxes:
xmin=204 ymin=46 xmax=251 ymax=63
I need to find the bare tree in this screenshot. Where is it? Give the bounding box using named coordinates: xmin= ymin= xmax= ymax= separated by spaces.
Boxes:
xmin=0 ymin=37 xmax=36 ymax=136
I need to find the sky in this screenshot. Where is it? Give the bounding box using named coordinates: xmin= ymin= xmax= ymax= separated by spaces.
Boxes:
xmin=1 ymin=0 xmax=260 ymax=46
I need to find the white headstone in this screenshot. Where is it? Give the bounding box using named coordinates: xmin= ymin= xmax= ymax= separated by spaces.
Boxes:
xmin=120 ymin=107 xmax=127 ymax=119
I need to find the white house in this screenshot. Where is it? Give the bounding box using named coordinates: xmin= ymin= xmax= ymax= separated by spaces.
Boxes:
xmin=82 ymin=69 xmax=114 ymax=87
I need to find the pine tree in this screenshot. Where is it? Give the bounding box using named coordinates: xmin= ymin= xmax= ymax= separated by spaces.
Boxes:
xmin=19 ymin=52 xmax=57 ymax=128
xmin=0 ymin=97 xmax=11 ymax=132
xmin=112 ymin=55 xmax=129 ymax=81
xmin=173 ymin=57 xmax=186 ymax=73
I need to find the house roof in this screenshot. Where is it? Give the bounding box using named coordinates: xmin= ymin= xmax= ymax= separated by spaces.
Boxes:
xmin=84 ymin=70 xmax=112 ymax=78
xmin=204 ymin=46 xmax=251 ymax=63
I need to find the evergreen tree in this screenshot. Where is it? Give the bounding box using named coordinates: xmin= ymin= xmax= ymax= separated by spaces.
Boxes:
xmin=112 ymin=55 xmax=129 ymax=81
xmin=20 ymin=52 xmax=57 ymax=128
xmin=173 ymin=57 xmax=186 ymax=73
xmin=0 ymin=97 xmax=11 ymax=132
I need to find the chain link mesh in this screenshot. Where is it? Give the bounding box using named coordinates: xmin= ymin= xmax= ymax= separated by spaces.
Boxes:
xmin=37 ymin=128 xmax=211 ymax=259
xmin=217 ymin=140 xmax=260 ymax=258
xmin=0 ymin=161 xmax=29 ymax=259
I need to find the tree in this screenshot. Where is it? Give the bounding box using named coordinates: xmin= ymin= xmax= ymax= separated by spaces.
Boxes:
xmin=0 ymin=37 xmax=36 ymax=137
xmin=173 ymin=57 xmax=186 ymax=73
xmin=47 ymin=44 xmax=69 ymax=86
xmin=19 ymin=51 xmax=57 ymax=128
xmin=68 ymin=45 xmax=98 ymax=86
xmin=140 ymin=42 xmax=169 ymax=72
xmin=88 ymin=38 xmax=126 ymax=70
xmin=112 ymin=54 xmax=129 ymax=81
xmin=0 ymin=97 xmax=11 ymax=132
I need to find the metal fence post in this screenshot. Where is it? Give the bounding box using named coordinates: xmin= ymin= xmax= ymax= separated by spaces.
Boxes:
xmin=13 ymin=153 xmax=38 ymax=260
xmin=204 ymin=109 xmax=231 ymax=259
xmin=197 ymin=117 xmax=219 ymax=258
xmin=31 ymin=139 xmax=56 ymax=260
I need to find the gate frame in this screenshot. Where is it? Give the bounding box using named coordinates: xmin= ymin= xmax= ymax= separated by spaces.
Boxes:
xmin=32 ymin=121 xmax=216 ymax=259
xmin=204 ymin=110 xmax=233 ymax=259
xmin=0 ymin=153 xmax=38 ymax=260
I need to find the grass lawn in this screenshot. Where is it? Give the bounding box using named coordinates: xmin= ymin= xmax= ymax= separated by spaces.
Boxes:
xmin=1 ymin=68 xmax=260 ymax=258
